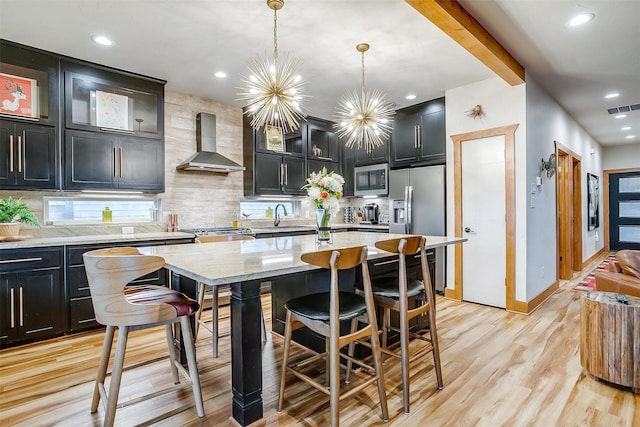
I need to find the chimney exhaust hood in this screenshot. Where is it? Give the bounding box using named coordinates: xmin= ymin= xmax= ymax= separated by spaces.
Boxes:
xmin=176 ymin=112 xmax=245 ymax=173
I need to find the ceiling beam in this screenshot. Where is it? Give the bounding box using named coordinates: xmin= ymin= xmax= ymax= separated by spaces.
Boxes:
xmin=406 ymin=0 xmax=525 ymax=86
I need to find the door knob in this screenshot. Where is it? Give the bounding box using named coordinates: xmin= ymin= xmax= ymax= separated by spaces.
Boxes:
xmin=464 ymin=227 xmax=475 ymax=233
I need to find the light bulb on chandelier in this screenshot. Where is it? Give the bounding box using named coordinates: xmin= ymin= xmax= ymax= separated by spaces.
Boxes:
xmin=238 ymin=0 xmax=308 ymax=134
xmin=334 ymin=43 xmax=394 ymax=152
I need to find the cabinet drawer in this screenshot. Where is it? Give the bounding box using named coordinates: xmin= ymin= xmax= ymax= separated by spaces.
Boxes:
xmin=0 ymin=247 xmax=63 ymax=272
xmin=69 ymin=297 xmax=100 ymax=331
xmin=67 ymin=241 xmax=165 ymax=265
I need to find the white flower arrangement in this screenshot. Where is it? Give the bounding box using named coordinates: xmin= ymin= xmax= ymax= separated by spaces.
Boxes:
xmin=302 ymin=167 xmax=344 ymax=212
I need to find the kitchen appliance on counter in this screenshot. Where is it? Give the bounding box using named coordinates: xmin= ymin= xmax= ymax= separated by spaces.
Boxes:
xmin=389 ymin=165 xmax=446 ymax=292
xmin=179 ymin=227 xmax=255 ymax=237
xmin=363 ymin=203 xmax=379 ymax=224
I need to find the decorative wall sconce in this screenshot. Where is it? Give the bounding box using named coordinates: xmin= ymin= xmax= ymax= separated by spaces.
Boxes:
xmin=540 ymin=153 xmax=556 ymax=178
xmin=466 ymin=104 xmax=485 ymax=119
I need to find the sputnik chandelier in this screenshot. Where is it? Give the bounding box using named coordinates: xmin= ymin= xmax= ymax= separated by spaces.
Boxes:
xmin=238 ymin=0 xmax=307 ymax=133
xmin=334 ymin=43 xmax=394 ymax=152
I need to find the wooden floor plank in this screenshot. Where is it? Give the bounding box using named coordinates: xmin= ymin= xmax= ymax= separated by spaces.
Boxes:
xmin=1 ymin=254 xmax=638 ymax=426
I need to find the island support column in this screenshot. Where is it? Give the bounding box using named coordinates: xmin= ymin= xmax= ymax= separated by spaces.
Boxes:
xmin=230 ymin=280 xmax=264 ymax=425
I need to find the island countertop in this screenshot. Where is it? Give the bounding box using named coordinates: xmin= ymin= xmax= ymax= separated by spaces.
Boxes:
xmin=141 ymin=231 xmax=466 ymax=287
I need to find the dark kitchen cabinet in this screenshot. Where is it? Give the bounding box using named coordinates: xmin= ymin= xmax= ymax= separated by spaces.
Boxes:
xmin=391 ymin=98 xmax=445 ymax=168
xmin=253 ymin=152 xmax=306 ymax=196
xmin=341 ymin=140 xmax=355 ymax=197
xmin=65 ymin=240 xmax=183 ymax=332
xmin=307 ymin=118 xmax=340 ymax=163
xmin=354 ymin=139 xmax=389 ymax=166
xmin=0 ymin=40 xmax=60 ymax=191
xmin=64 ymin=129 xmax=163 ymax=192
xmin=0 ymin=40 xmax=59 ymax=126
xmin=0 ymin=120 xmax=57 ymax=189
xmin=0 ymin=247 xmax=65 ymax=348
xmin=62 ymin=59 xmax=165 ymax=192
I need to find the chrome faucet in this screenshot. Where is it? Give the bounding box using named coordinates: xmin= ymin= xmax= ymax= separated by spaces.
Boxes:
xmin=274 ymin=204 xmax=288 ymax=227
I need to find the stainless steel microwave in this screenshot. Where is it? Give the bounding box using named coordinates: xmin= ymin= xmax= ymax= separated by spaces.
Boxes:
xmin=354 ymin=163 xmax=388 ymax=196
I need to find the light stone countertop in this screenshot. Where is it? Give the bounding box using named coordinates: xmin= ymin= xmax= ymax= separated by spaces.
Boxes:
xmin=251 ymin=223 xmax=389 ymax=234
xmin=141 ymin=231 xmax=466 ymax=287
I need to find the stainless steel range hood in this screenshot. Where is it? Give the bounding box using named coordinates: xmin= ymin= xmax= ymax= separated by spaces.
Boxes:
xmin=176 ymin=112 xmax=245 ymax=173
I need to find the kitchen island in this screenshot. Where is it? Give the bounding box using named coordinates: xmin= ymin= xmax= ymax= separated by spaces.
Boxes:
xmin=142 ymin=231 xmax=466 ymax=426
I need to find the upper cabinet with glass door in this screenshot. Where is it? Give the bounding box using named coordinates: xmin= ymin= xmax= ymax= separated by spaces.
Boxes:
xmin=0 ymin=40 xmax=59 ymax=126
xmin=62 ymin=60 xmax=165 ymax=138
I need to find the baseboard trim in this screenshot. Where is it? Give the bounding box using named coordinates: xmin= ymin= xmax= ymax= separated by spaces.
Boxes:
xmin=508 ymin=281 xmax=559 ymax=315
xmin=582 ymin=248 xmax=606 ymax=270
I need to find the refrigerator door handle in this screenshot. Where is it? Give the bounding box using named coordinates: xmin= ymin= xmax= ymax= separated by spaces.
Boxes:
xmin=406 ymin=185 xmax=413 ymax=234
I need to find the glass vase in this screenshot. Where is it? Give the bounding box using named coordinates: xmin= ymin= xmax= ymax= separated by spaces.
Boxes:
xmin=316 ymin=208 xmax=332 ymax=244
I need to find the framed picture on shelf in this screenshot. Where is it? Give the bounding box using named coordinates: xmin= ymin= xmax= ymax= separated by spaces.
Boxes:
xmin=266 ymin=125 xmax=284 ymax=152
xmin=0 ymin=72 xmax=38 ymax=118
xmin=96 ymin=90 xmax=129 ymax=130
xmin=587 ymin=172 xmax=600 ymax=231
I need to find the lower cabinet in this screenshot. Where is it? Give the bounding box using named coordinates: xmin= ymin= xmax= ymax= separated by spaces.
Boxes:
xmin=66 ymin=240 xmax=178 ymax=332
xmin=0 ymin=247 xmax=64 ymax=348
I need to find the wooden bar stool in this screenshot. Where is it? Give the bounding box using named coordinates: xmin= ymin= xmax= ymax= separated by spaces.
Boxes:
xmin=355 ymin=235 xmax=443 ymax=414
xmin=83 ymin=247 xmax=204 ymax=427
xmin=194 ymin=235 xmax=266 ymax=357
xmin=277 ymin=245 xmax=388 ymax=427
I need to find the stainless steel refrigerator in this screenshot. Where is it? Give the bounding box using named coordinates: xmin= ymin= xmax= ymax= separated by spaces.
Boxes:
xmin=389 ymin=165 xmax=446 ymax=292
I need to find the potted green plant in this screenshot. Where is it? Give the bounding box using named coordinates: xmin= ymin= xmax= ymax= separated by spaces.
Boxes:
xmin=0 ymin=196 xmax=41 ymax=237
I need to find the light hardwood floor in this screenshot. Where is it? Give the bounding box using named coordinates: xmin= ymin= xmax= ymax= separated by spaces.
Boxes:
xmin=1 ymin=255 xmax=638 ymax=426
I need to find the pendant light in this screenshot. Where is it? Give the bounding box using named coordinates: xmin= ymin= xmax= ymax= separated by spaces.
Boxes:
xmin=238 ymin=0 xmax=307 ymax=133
xmin=334 ymin=43 xmax=394 ymax=152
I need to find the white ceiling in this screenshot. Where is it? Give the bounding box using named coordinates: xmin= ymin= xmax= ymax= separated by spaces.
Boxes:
xmin=1 ymin=0 xmax=638 ymax=147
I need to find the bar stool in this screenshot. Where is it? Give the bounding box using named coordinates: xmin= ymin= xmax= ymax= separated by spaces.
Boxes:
xmin=83 ymin=247 xmax=204 ymax=427
xmin=277 ymin=245 xmax=388 ymax=427
xmin=356 ymin=235 xmax=443 ymax=414
xmin=194 ymin=235 xmax=266 ymax=357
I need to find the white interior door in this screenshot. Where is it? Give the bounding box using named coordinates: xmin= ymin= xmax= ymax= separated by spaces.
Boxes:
xmin=461 ymin=136 xmax=506 ymax=308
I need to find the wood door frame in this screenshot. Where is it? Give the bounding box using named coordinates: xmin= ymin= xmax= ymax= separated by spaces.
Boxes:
xmin=448 ymin=124 xmax=518 ymax=311
xmin=554 ymin=142 xmax=582 ymax=279
xmin=603 ymin=167 xmax=640 ymax=251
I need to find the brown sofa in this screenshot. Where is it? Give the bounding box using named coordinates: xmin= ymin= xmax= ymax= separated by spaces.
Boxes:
xmin=594 ymin=250 xmax=640 ymax=297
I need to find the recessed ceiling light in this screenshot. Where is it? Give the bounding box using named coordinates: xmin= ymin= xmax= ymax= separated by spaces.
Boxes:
xmin=615 ymin=114 xmax=627 ymax=119
xmin=567 ymin=13 xmax=595 ymax=27
xmin=214 ymin=71 xmax=227 ymax=79
xmin=604 ymin=93 xmax=619 ymax=99
xmin=622 ymin=126 xmax=632 ymax=130
xmin=406 ymin=94 xmax=417 ymax=100
xmin=91 ymin=35 xmax=113 ymax=46
xmin=626 ymin=135 xmax=635 ymax=139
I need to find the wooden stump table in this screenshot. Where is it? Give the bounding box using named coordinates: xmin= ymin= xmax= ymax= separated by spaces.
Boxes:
xmin=580 ymin=291 xmax=640 ymax=394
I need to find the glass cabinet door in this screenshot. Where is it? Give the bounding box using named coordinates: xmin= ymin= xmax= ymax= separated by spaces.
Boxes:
xmin=66 ymin=72 xmax=160 ymax=136
xmin=0 ymin=41 xmax=58 ymax=124
xmin=254 ymin=125 xmax=304 ymax=156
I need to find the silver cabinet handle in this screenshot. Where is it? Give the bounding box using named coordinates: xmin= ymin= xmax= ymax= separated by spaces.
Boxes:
xmin=18 ymin=135 xmax=22 ymax=172
xmin=279 ymin=164 xmax=283 ymax=186
xmin=284 ymin=163 xmax=288 ymax=186
xmin=373 ymin=259 xmax=399 ymax=267
xmin=414 ymin=126 xmax=418 ymax=149
xmin=19 ymin=287 xmax=23 ymax=327
xmin=119 ymin=147 xmax=123 ymax=177
xmin=0 ymin=257 xmax=43 ymax=264
xmin=113 ymin=147 xmax=117 ymax=177
xmin=10 ymin=288 xmax=15 ymax=329
xmin=9 ymin=135 xmax=14 ymax=172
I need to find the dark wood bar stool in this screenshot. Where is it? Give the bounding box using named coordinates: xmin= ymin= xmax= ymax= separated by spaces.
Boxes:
xmin=277 ymin=245 xmax=388 ymax=427
xmin=194 ymin=234 xmax=266 ymax=357
xmin=83 ymin=247 xmax=204 ymax=427
xmin=355 ymin=235 xmax=443 ymax=414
